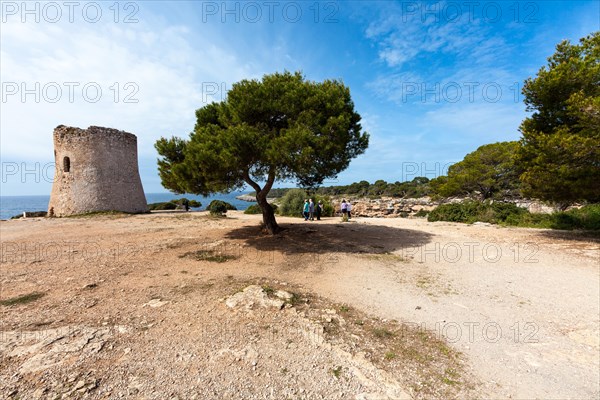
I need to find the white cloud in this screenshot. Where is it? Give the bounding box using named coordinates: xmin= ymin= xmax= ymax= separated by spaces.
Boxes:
xmin=0 ymin=7 xmax=261 ymax=196
xmin=365 ymin=3 xmax=497 ymax=69
xmin=0 ymin=5 xmax=270 ymax=193
xmin=366 ymin=72 xmax=424 ymax=103
xmin=363 ymin=2 xmax=525 ymax=109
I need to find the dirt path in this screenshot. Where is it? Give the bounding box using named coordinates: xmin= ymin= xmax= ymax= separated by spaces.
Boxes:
xmin=297 ymin=217 xmax=600 ymax=399
xmin=1 ymin=212 xmax=598 ymax=399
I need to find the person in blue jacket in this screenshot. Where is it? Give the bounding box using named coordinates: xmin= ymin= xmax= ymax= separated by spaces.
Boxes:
xmin=303 ymin=199 xmax=310 ymax=221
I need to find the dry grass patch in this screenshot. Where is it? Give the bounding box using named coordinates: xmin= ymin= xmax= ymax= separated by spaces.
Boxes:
xmin=362 ymin=252 xmax=408 ymax=263
xmin=179 ymin=249 xmax=237 ymax=263
xmin=1 ymin=292 xmax=45 ymax=306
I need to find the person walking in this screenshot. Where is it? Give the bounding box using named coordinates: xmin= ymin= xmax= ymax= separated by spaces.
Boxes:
xmin=303 ymin=199 xmax=310 ymax=221
xmin=316 ymin=200 xmax=323 ymax=220
xmin=341 ymin=199 xmax=348 ymax=222
xmin=309 ymin=199 xmax=315 ymax=221
xmin=347 ymin=201 xmax=352 ymax=219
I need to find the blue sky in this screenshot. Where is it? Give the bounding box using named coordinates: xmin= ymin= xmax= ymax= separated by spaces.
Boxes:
xmin=1 ymin=0 xmax=598 ymax=195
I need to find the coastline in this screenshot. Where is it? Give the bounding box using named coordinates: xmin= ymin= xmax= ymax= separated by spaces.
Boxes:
xmin=235 ymin=193 xmax=277 ymax=202
xmin=1 ymin=192 xmax=254 ymax=220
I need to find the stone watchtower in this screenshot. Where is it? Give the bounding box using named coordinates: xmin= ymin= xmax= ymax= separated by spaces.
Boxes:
xmin=48 ymin=125 xmax=148 ymax=216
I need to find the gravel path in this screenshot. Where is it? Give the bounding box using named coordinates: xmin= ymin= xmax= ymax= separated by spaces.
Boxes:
xmin=303 ymin=217 xmax=600 ymax=399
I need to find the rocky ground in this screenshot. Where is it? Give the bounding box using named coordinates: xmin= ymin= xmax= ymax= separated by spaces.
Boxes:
xmin=1 ymin=211 xmax=598 ymax=399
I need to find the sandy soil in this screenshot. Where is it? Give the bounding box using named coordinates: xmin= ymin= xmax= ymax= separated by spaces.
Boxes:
xmin=1 ymin=211 xmax=598 ymax=399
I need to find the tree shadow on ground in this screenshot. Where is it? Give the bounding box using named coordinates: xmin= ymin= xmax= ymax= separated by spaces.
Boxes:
xmin=537 ymin=229 xmax=600 ymax=242
xmin=225 ymin=221 xmax=433 ymax=255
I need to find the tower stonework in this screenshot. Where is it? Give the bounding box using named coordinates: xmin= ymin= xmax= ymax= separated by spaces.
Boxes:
xmin=48 ymin=125 xmax=148 ymax=216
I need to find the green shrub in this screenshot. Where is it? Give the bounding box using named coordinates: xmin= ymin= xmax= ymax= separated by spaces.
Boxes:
xmin=551 ymin=204 xmax=600 ymax=231
xmin=244 ymin=204 xmax=261 ymax=214
xmin=428 ymin=201 xmax=526 ymax=224
xmin=148 ymin=198 xmax=202 ymax=211
xmin=178 ymin=198 xmax=201 ymax=208
xmin=428 ymin=201 xmax=600 ymax=231
xmin=277 ymin=189 xmax=334 ymax=218
xmin=502 ymin=205 xmax=600 ymax=230
xmin=503 ymin=211 xmax=552 ymax=228
xmin=148 ymin=201 xmax=178 ymax=211
xmin=278 ymin=189 xmax=308 ymax=217
xmin=490 ymin=202 xmax=527 ymax=222
xmin=207 ymin=200 xmax=237 ymax=215
xmin=244 ymin=203 xmax=278 ymax=214
xmin=552 ymin=212 xmax=579 ymax=230
xmin=414 ymin=209 xmax=429 ymax=217
xmin=428 ymin=202 xmax=474 ymax=223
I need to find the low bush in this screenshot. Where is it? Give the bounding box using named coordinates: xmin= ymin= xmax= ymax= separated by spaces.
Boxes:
xmin=278 ymin=189 xmax=308 ymax=217
xmin=148 ymin=198 xmax=201 ymax=211
xmin=561 ymin=204 xmax=600 ymax=230
xmin=278 ymin=189 xmax=334 ymax=218
xmin=414 ymin=209 xmax=429 ymax=217
xmin=182 ymin=199 xmax=201 ymax=208
xmin=315 ymin=195 xmax=335 ymax=217
xmin=428 ymin=201 xmax=526 ymax=224
xmin=244 ymin=204 xmax=261 ymax=214
xmin=148 ymin=201 xmax=178 ymax=211
xmin=208 ymin=200 xmax=237 ymax=215
xmin=428 ymin=201 xmax=600 ymax=230
xmin=428 ymin=202 xmax=478 ymax=223
xmin=506 ymin=204 xmax=600 ymax=230
xmin=244 ymin=203 xmax=278 ymax=214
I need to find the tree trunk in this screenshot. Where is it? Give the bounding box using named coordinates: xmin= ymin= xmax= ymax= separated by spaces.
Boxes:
xmin=257 ymin=192 xmax=280 ymax=234
xmin=244 ymin=168 xmax=280 ymax=235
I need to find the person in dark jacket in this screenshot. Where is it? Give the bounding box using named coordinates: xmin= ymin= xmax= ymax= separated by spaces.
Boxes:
xmin=316 ymin=200 xmax=323 ymax=220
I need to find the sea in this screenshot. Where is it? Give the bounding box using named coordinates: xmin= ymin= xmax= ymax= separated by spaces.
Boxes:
xmin=0 ymin=192 xmax=254 ymax=220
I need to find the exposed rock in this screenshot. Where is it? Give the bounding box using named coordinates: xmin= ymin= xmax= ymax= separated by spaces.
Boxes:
xmin=332 ymin=197 xmax=439 ymax=218
xmin=274 ymin=290 xmax=294 ymax=301
xmin=332 ymin=196 xmax=558 ymax=218
xmin=225 ymin=285 xmax=285 ymax=310
xmin=514 ymin=200 xmax=556 ymax=214
xmin=82 ymin=283 xmax=98 ymax=290
xmin=235 ymin=194 xmax=276 ymax=202
xmin=143 ymin=299 xmax=169 ymax=308
xmin=0 ymin=326 xmax=125 ymax=375
xmin=472 ymin=222 xmax=493 ymax=226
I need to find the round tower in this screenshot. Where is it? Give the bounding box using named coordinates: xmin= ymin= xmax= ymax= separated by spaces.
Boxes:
xmin=48 ymin=125 xmax=148 ymax=216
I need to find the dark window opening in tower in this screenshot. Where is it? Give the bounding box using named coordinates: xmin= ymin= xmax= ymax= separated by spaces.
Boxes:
xmin=63 ymin=156 xmax=70 ymax=173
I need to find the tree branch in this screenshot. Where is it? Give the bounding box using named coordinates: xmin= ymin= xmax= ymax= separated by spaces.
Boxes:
xmin=259 ymin=168 xmax=276 ymax=198
xmin=243 ymin=170 xmax=262 ymax=196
